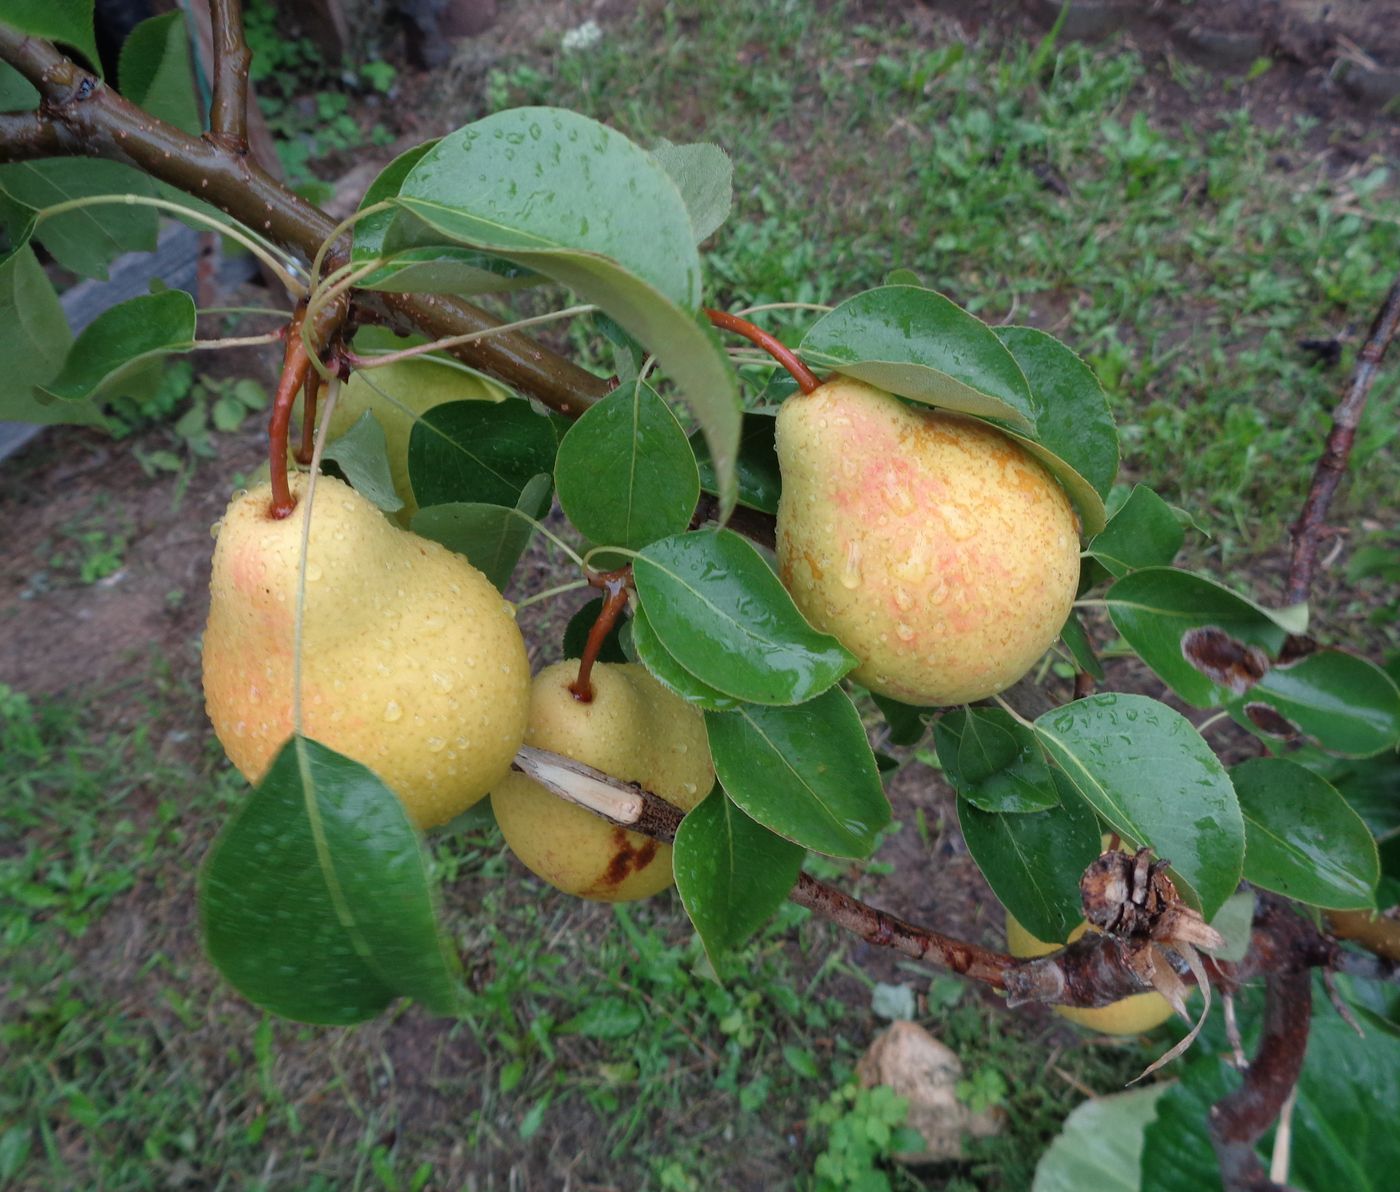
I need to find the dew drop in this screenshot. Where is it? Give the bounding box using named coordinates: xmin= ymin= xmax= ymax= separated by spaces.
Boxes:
xmin=383 ymin=700 xmax=403 ymax=722
xmin=896 ymin=623 xmax=915 ymax=642
xmin=232 ymin=720 xmax=246 ymax=737
xmin=306 ymin=563 xmax=323 ymax=582
xmin=426 ymin=737 xmax=446 ymax=752
xmin=431 ymin=671 xmax=454 ymax=692
xmin=840 ymin=541 xmax=863 ymax=590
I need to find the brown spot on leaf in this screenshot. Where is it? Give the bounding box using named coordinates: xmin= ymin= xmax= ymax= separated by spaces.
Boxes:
xmin=1181 ymin=626 xmax=1270 ymax=694
xmin=1245 ymin=702 xmax=1302 ymax=740
xmin=1278 ymin=634 xmax=1319 ymax=666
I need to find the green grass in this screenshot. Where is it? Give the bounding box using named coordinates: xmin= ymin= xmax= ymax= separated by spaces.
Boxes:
xmin=482 ymin=0 xmax=1397 ymax=569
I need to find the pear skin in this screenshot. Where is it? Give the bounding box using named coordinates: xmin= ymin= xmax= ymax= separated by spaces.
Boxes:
xmin=202 ymin=473 xmax=530 ymax=827
xmin=491 ymin=661 xmax=714 ymax=901
xmin=775 ymin=378 xmax=1080 ymax=706
xmin=325 ymin=343 xmax=506 ymax=522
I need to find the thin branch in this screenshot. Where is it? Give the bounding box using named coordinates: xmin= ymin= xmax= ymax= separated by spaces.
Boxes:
xmin=208 ymin=0 xmax=251 ymax=152
xmin=1285 ymin=274 xmax=1400 ymax=605
xmin=0 ymin=26 xmax=609 ymax=418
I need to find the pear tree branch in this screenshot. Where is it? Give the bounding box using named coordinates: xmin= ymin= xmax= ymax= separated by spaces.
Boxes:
xmin=0 ymin=24 xmax=609 ymax=418
xmin=208 ymin=0 xmax=252 ymax=151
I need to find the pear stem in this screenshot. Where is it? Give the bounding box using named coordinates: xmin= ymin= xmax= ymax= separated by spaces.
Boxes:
xmin=294 ymin=367 xmax=321 ymax=467
xmin=703 ymin=307 xmax=821 ymax=394
xmin=267 ymin=306 xmax=311 ymax=519
xmin=570 ymin=569 xmax=632 ymax=703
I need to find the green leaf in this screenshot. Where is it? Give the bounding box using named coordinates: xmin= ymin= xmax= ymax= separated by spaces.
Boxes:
xmin=1058 ymin=613 xmax=1103 ymax=680
xmin=555 ymin=378 xmax=699 ymax=549
xmin=407 ymin=398 xmax=558 ymax=509
xmin=0 ymin=186 xmax=37 ymax=268
xmin=199 ymin=737 xmax=460 ymax=1024
xmin=1 ymin=1 xmax=99 ymax=71
xmin=0 ymin=61 xmax=40 ymax=109
xmin=0 ymin=160 xmax=156 ymax=279
xmin=1087 ymin=484 xmax=1184 ymax=576
xmin=0 ymin=247 xmax=90 ymax=425
xmin=1249 ymin=650 xmax=1400 ymax=759
xmin=936 ymin=707 xmax=1060 ymax=814
xmin=958 ymin=771 xmax=1101 ymax=944
xmin=410 ymin=474 xmax=552 ymax=593
xmin=560 ymin=998 xmax=644 ymax=1039
xmin=118 ymin=12 xmax=201 ymax=134
xmin=1231 ymin=757 xmax=1379 ymax=909
xmin=870 ymin=692 xmax=934 ymax=747
xmin=384 ymin=108 xmax=741 ymax=512
xmin=1300 ymin=750 xmax=1400 ymax=841
xmin=706 ymin=687 xmax=891 ymax=858
xmin=799 ymin=285 xmax=1037 ymax=432
xmin=674 ymin=788 xmax=804 ymax=964
xmin=633 ymin=529 xmax=857 ymax=706
xmin=322 ymin=410 xmax=404 ymax=513
xmin=1140 ymin=1057 xmax=1235 ymax=1192
xmin=629 ymin=604 xmax=738 ymax=711
xmin=692 ymin=409 xmax=782 ymax=515
xmin=351 ymin=139 xmax=437 ymax=260
xmin=39 ymin=290 xmax=195 ymax=402
xmin=1035 ymin=693 xmax=1244 ymax=918
xmin=995 ymin=325 xmax=1119 ymax=500
xmin=1032 ymin=1084 xmax=1170 ymax=1192
xmin=651 ymin=138 xmax=733 ymax=243
xmin=562 ymin=597 xmax=630 ymax=666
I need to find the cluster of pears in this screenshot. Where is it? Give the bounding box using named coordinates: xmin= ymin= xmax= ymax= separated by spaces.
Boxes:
xmin=774 ymin=377 xmax=1081 ymax=706
xmin=203 ymin=465 xmax=710 ymax=903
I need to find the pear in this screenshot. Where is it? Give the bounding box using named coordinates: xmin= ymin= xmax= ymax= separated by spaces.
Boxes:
xmin=321 ymin=330 xmax=507 ymax=521
xmin=201 ymin=472 xmax=530 ymax=828
xmin=491 ymin=661 xmax=714 ymax=901
xmin=775 ymin=378 xmax=1081 ymax=706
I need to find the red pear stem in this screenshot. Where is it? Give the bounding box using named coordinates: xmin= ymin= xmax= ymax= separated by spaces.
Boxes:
xmin=267 ymin=306 xmax=311 ymax=519
xmin=569 ymin=568 xmax=632 ymax=703
xmin=704 ymin=307 xmax=821 ymax=394
xmin=294 ymin=366 xmax=321 ymax=467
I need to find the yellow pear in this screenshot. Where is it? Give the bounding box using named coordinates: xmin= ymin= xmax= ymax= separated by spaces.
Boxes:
xmin=201 ymin=472 xmax=530 ymax=828
xmin=323 ymin=332 xmax=507 ymax=521
xmin=1005 ymin=910 xmax=1176 ymax=1034
xmin=491 ymin=661 xmax=714 ymax=902
xmin=775 ymin=378 xmax=1081 ymax=706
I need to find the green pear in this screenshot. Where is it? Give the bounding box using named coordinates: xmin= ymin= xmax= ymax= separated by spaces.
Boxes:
xmin=202 ymin=472 xmax=531 ymax=828
xmin=321 ymin=329 xmax=507 ymax=521
xmin=491 ymin=661 xmax=714 ymax=901
xmin=775 ymin=377 xmax=1081 ymax=706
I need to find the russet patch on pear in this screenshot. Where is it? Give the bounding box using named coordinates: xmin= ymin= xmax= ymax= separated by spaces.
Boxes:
xmin=202 ymin=473 xmax=531 ymax=828
xmin=775 ymin=378 xmax=1081 ymax=706
xmin=491 ymin=661 xmax=714 ymax=902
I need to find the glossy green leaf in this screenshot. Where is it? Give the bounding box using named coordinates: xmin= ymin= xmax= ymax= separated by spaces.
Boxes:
xmin=651 ymin=138 xmax=733 ymax=243
xmin=408 ymin=398 xmax=558 ymax=508
xmin=1232 ymin=757 xmax=1379 ymax=909
xmin=384 ymin=108 xmax=741 ymax=512
xmin=0 ymin=246 xmax=93 ymax=425
xmin=200 ymin=737 xmax=459 ymax=1024
xmin=693 ymin=410 xmax=781 ymax=515
xmin=1300 ymin=750 xmax=1400 ymax=841
xmin=1032 ymin=1084 xmax=1170 ymax=1192
xmin=1 ymin=160 xmax=156 ymax=279
xmin=1250 ymin=650 xmax=1400 ymax=758
xmin=958 ymin=771 xmax=1101 ymax=944
xmin=322 ymin=410 xmax=403 ymax=513
xmin=995 ymin=325 xmax=1119 ymax=500
xmin=351 ymin=139 xmax=437 ymax=261
xmin=1209 ymin=891 xmax=1256 ymax=963
xmin=629 ymin=604 xmax=738 ymax=711
xmin=633 ymin=529 xmax=857 ymax=705
xmin=706 ymin=687 xmax=891 ymax=858
xmin=1087 ymin=484 xmax=1184 ymax=577
xmin=870 ymin=692 xmax=934 ymax=747
xmin=39 ymin=290 xmax=195 ymax=402
xmin=118 ymin=12 xmax=201 ymax=134
xmin=1140 ymin=1056 xmax=1234 ymax=1192
xmin=562 ymin=597 xmax=630 ymax=666
xmin=0 ymin=187 xmax=37 ymax=270
xmin=1058 ymin=612 xmax=1104 ymax=680
xmin=674 ymin=787 xmax=804 ymax=965
xmin=935 ymin=707 xmax=1060 ymax=814
xmin=799 ymin=285 xmax=1037 ymax=432
xmin=410 ymin=473 xmax=551 ymax=593
xmin=1105 ymin=568 xmax=1292 ymax=707
xmin=555 ymin=378 xmax=699 ymax=549
xmin=1035 ymin=693 xmax=1244 ymax=918
xmin=1 ymin=1 xmax=99 ymax=70
xmin=0 ymin=61 xmax=40 ymax=109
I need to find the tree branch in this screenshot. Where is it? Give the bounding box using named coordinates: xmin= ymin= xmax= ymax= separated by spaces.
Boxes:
xmin=207 ymin=0 xmax=251 ymax=151
xmin=0 ymin=110 xmax=63 ymax=158
xmin=1285 ymin=274 xmax=1400 ymax=606
xmin=0 ymin=24 xmax=608 ymax=418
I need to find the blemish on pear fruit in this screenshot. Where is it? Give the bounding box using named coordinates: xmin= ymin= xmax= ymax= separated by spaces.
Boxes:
xmin=775 ymin=378 xmax=1080 ymax=707
xmin=202 ymin=474 xmax=530 ymax=828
